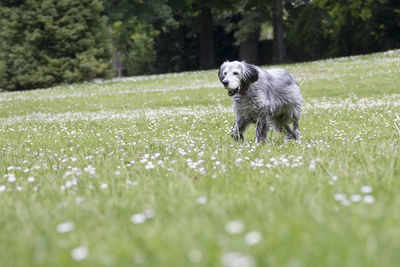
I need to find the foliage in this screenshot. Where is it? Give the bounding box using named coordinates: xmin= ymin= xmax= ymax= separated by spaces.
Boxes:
xmin=213 ymin=0 xmax=272 ymax=46
xmin=113 ymin=0 xmax=398 ymax=71
xmin=286 ymin=0 xmax=400 ymax=60
xmin=112 ymin=19 xmax=159 ymax=75
xmin=0 ymin=0 xmax=112 ymax=91
xmin=104 ymin=0 xmax=175 ymax=76
xmin=154 ymin=13 xmax=201 ymax=73
xmin=285 ymin=2 xmax=333 ymax=60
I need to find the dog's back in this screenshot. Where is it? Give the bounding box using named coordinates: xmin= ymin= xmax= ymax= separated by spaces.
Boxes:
xmin=263 ymin=68 xmax=302 ymax=119
xmin=234 ymin=67 xmax=302 ymax=120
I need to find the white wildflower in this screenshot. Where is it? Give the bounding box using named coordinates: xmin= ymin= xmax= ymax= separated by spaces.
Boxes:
xmin=350 ymin=194 xmax=362 ymax=202
xmin=222 ymin=251 xmax=255 ymax=267
xmin=196 ymin=196 xmax=207 ymax=205
xmin=143 ymin=209 xmax=155 ymax=219
xmin=131 ymin=213 xmax=147 ymax=224
xmin=7 ymin=174 xmax=16 ymax=183
xmin=57 ymin=222 xmax=75 ymax=233
xmin=225 ymin=220 xmax=244 ymax=235
xmin=360 ymin=185 xmax=373 ymax=194
xmin=363 ymin=195 xmax=375 ymax=204
xmin=334 ymin=193 xmax=346 ymax=202
xmin=71 ymin=246 xmax=89 ymax=261
xmin=244 ymin=231 xmax=262 ymax=246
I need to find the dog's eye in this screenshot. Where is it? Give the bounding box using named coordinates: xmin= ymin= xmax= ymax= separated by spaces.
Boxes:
xmin=223 ymin=72 xmax=227 ymax=75
xmin=233 ymin=72 xmax=239 ymax=75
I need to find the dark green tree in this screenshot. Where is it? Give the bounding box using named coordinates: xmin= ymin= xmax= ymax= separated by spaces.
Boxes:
xmin=103 ymin=0 xmax=175 ymax=75
xmin=285 ymin=1 xmax=332 ymax=61
xmin=221 ymin=1 xmax=270 ymax=64
xmin=0 ymin=0 xmax=112 ymax=91
xmin=315 ymin=0 xmax=400 ymax=55
xmin=167 ymin=0 xmax=218 ymax=70
xmin=272 ymin=0 xmax=287 ymax=63
xmin=286 ymin=0 xmax=400 ymax=60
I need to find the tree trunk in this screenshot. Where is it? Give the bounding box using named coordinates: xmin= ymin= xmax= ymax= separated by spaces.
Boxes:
xmin=272 ymin=0 xmax=287 ymax=63
xmin=239 ymin=26 xmax=260 ymax=64
xmin=199 ymin=7 xmax=215 ymax=69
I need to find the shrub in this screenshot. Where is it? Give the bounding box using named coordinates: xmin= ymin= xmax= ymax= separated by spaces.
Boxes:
xmin=0 ymin=0 xmax=112 ymax=91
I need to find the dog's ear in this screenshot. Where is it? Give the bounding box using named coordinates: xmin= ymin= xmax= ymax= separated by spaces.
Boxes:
xmin=240 ymin=62 xmax=258 ymax=89
xmin=242 ymin=62 xmax=258 ymax=84
xmin=218 ymin=61 xmax=228 ymax=82
xmin=218 ymin=66 xmax=223 ymax=82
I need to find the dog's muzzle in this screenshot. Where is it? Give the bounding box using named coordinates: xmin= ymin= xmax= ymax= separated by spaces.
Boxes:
xmin=227 ymin=88 xmax=238 ymax=96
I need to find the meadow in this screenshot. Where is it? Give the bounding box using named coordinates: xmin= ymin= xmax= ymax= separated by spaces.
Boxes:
xmin=0 ymin=50 xmax=399 ymax=267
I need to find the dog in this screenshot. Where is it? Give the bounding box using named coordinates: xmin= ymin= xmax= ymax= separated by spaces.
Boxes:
xmin=218 ymin=61 xmax=303 ymax=142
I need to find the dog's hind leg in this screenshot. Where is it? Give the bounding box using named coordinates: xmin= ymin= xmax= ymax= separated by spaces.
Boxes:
xmin=283 ymin=118 xmax=300 ymax=140
xmin=291 ymin=105 xmax=301 ymax=139
xmin=292 ymin=120 xmax=300 ymax=139
xmin=231 ymin=118 xmax=250 ymax=141
xmin=256 ymin=118 xmax=270 ymax=143
xmin=284 ymin=124 xmax=297 ymax=140
xmin=272 ymin=120 xmax=295 ymax=140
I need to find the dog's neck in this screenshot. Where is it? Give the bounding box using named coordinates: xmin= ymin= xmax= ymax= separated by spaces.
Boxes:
xmin=239 ymin=84 xmax=249 ymax=96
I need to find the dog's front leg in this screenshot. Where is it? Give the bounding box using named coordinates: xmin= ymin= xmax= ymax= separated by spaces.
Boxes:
xmin=256 ymin=117 xmax=270 ymax=143
xmin=231 ymin=117 xmax=249 ymax=141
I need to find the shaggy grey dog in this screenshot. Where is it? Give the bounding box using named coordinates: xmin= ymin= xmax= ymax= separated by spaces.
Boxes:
xmin=218 ymin=61 xmax=303 ymax=142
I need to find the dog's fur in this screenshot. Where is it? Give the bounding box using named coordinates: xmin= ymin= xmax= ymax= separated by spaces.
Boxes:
xmin=218 ymin=61 xmax=303 ymax=142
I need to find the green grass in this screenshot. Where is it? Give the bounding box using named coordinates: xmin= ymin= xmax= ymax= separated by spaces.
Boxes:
xmin=1 ymin=50 xmax=400 ymax=267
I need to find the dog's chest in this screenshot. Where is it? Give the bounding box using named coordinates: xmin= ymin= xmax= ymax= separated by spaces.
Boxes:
xmin=233 ymin=92 xmax=267 ymax=120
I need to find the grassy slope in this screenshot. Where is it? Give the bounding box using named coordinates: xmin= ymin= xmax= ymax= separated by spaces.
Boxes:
xmin=0 ymin=50 xmax=399 ymax=267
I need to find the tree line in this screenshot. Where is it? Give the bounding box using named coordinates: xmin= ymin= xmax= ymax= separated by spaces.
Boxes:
xmin=0 ymin=0 xmax=399 ymax=91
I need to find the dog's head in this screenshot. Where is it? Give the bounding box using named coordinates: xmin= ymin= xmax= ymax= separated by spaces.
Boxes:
xmin=218 ymin=61 xmax=258 ymax=96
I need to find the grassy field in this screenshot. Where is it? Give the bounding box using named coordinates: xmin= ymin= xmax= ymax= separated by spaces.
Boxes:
xmin=0 ymin=50 xmax=399 ymax=267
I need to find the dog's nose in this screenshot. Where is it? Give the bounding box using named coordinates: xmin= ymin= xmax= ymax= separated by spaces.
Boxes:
xmin=223 ymin=81 xmax=229 ymax=87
